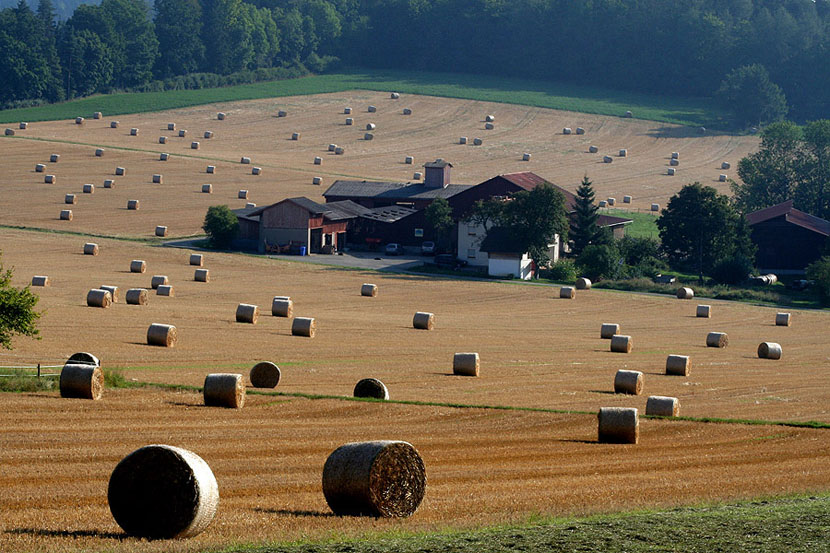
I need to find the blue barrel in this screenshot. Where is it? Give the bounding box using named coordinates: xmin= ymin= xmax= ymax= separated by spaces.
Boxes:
xmin=299 ymin=246 xmax=307 ymax=256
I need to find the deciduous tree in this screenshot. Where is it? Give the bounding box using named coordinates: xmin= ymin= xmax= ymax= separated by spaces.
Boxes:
xmin=0 ymin=254 xmax=41 ymax=350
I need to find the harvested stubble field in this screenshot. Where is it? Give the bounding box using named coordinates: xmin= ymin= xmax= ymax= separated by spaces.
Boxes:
xmin=0 ymin=91 xmax=758 ymax=238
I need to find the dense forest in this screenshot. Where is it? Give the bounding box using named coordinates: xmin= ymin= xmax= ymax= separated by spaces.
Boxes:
xmin=1 ymin=0 xmax=828 ymax=123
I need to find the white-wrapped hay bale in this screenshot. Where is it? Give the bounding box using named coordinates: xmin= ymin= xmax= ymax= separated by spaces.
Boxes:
xmin=126 ymin=288 xmax=148 ymax=305
xmin=250 ymin=362 xmax=281 ymax=388
xmin=344 ymin=107 xmax=352 ymax=114
xmin=83 ymin=183 xmax=94 ymax=194
xmin=413 ymin=311 xmax=434 ymax=330
xmin=60 ymin=363 xmax=104 ymax=400
xmin=67 ymin=352 xmax=100 ymax=366
xmin=314 ymin=156 xmax=322 ymax=165
xmin=758 ymin=342 xmax=782 ymax=360
xmin=292 ymin=317 xmax=316 ymax=337
xmin=610 ymin=334 xmax=632 ymax=353
xmin=130 ymin=260 xmax=146 ymax=273
xmin=413 ymin=172 xmax=423 ymax=180
xmin=191 ymin=141 xmax=200 ymax=150
xmin=322 ymin=440 xmax=426 ymax=517
xmin=346 ymin=118 xmax=354 ymax=125
xmin=159 ymin=136 xmax=168 ymax=144
xmin=367 ymin=105 xmax=376 ymax=113
xmin=190 ymin=254 xmax=203 ymax=266
xmin=522 ymin=153 xmax=531 ymax=161
xmin=45 ymin=174 xmax=56 ymax=183
xmin=83 ymin=242 xmax=99 ymax=255
xmin=150 ymin=275 xmax=168 ymax=289
xmin=36 ymin=163 xmax=45 ymax=172
xmin=405 ymin=155 xmax=414 ymax=164
xmin=32 ymin=275 xmax=49 ymax=287
xmin=50 ymin=153 xmax=60 ymax=162
xmin=576 ymin=127 xmax=585 ymax=134
xmin=706 ymin=332 xmax=728 ymax=348
xmin=155 ymin=226 xmax=168 ymax=237
xmin=206 ymin=165 xmax=216 ymax=174
xmin=453 ymin=352 xmax=479 ymax=376
xmin=651 ymin=203 xmax=660 ymax=212
xmin=93 ymin=112 xmax=102 ymax=119
xmin=238 ymin=190 xmax=248 ymax=199
xmin=676 ymin=287 xmax=694 ymax=299
xmin=20 ymin=122 xmax=29 ymax=129
xmin=575 ymin=277 xmax=591 ymax=290
xmin=366 ymin=123 xmax=376 ymax=131
xmin=147 ymin=323 xmax=176 ymax=346
xmin=204 ymin=373 xmax=245 ymax=408
xmin=100 ymin=285 xmax=119 ymax=303
xmin=108 ymin=444 xmax=218 ymax=539
xmin=485 ymin=114 xmax=495 ymax=122
xmin=87 ymin=288 xmax=112 ymax=308
xmin=278 ymin=110 xmax=287 ymax=117
xmin=600 ymin=323 xmax=619 ymax=339
xmin=130 ymin=128 xmax=138 ymax=136
xmin=364 ymin=133 xmax=374 ymax=140
xmin=104 ymin=179 xmax=115 ymax=188
xmin=116 ymin=167 xmax=126 ymax=175
xmin=201 ymin=184 xmax=212 ymax=193
xmin=95 ymin=148 xmax=104 ymax=157
xmin=764 ymin=273 xmax=778 ymax=284
xmin=178 ymin=129 xmax=187 ymax=138
xmin=560 ymin=286 xmax=576 ymax=299
xmin=665 ymin=354 xmax=690 ymax=376
xmin=272 ymin=296 xmax=293 ymax=317
xmin=563 ymin=127 xmax=572 ymax=135
xmin=65 ymin=194 xmax=76 ymax=204
xmin=696 ymin=304 xmax=711 ymax=318
xmin=60 ymin=209 xmax=72 ymax=220
xmin=204 ymin=131 xmax=213 ymax=139
xmin=588 ymin=145 xmax=599 ymax=153
xmin=646 ymin=396 xmax=679 ymax=417
xmin=667 ymin=167 xmax=676 ymax=176
xmin=75 ymin=116 xmax=84 ymax=124
xmin=157 ymin=284 xmax=174 ymax=297
xmin=603 ymin=155 xmax=613 ymax=163
xmin=313 ymin=177 xmax=323 ymax=185
xmin=236 ymin=303 xmax=258 ymax=324
xmin=598 ymin=407 xmax=638 ymax=444
xmin=473 ymin=138 xmax=483 ymax=145
xmin=354 ymin=378 xmax=389 ymax=399
xmin=194 ymin=269 xmax=209 ymax=282
xmin=775 ymin=312 xmax=791 ymax=326
xmin=403 ymin=108 xmax=412 ymax=115
xmin=485 ymin=122 xmax=494 ymax=130
xmin=459 ymin=136 xmax=468 ymax=144
xmin=361 ymin=283 xmax=378 ymax=297
xmin=252 ymin=166 xmax=262 ymax=175
xmin=614 ymin=370 xmax=643 ymax=395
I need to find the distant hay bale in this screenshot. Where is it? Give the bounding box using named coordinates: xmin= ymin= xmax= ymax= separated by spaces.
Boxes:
xmin=130 ymin=128 xmax=138 ymax=136
xmin=83 ymin=242 xmax=99 ymax=255
xmin=473 ymin=138 xmax=483 ymax=145
xmin=354 ymin=378 xmax=389 ymax=399
xmin=619 ymin=149 xmax=627 ymax=157
xmin=670 ymin=158 xmax=679 ymax=166
xmin=721 ymin=161 xmax=731 ymax=170
xmin=201 ymin=184 xmax=212 ymax=193
xmin=104 ymin=179 xmax=115 ymax=188
xmin=453 ymin=352 xmax=479 ymax=376
xmin=147 ymin=323 xmax=177 ymax=347
xmin=75 ymin=117 xmax=84 ymax=124
xmin=87 ymin=288 xmax=112 ymax=308
xmin=271 ymin=296 xmax=293 ymax=317
xmin=598 ymin=200 xmax=607 ymax=207
xmin=758 ymin=342 xmax=782 ymax=360
xmin=614 ymin=369 xmax=643 ymax=395
xmin=563 ymin=127 xmax=572 ymax=135
xmin=651 ymin=203 xmax=660 ymax=211
xmin=391 ymin=92 xmax=400 ymax=99
xmin=152 ymin=174 xmax=163 ymax=184
xmin=603 ymin=155 xmax=613 ymax=163
xmin=346 ymin=117 xmax=354 ymax=125
xmin=413 ymin=311 xmax=434 ymax=330
xmin=238 ymin=190 xmax=248 ymax=199
xmin=250 ymin=362 xmax=281 ymax=388
xmin=158 ymin=285 xmax=174 ymax=297
xmin=411 ymin=171 xmax=422 ymax=180
xmin=167 ymin=123 xmax=176 ymax=131
xmin=522 ymin=153 xmax=531 ymax=161
xmin=93 ymin=112 xmax=102 ymax=119
xmin=65 ymin=193 xmax=76 ymax=204
xmin=159 ymin=136 xmax=168 ymax=144
xmin=125 ymin=288 xmax=148 ymax=305
xmin=403 ymin=108 xmax=412 ymax=115
xmin=646 ymin=396 xmax=679 ymax=417
xmin=405 ymin=155 xmax=414 ymax=164
xmin=485 ymin=114 xmax=495 ymax=122
xmin=719 ymin=174 xmax=727 ymax=182
xmin=151 ymin=275 xmax=169 ymax=289
xmin=292 ymin=132 xmax=300 ymax=140
xmin=361 ymin=283 xmax=378 ymax=297
xmin=665 ymin=354 xmax=690 ymax=376
xmin=560 ymin=286 xmax=575 ymax=299
xmin=203 ymin=373 xmax=245 ymax=408
xmin=241 ymin=157 xmax=251 ymax=164
xmin=67 ymin=352 xmax=99 ymax=366
xmin=108 ymin=444 xmax=218 ymax=539
xmin=313 ymin=177 xmax=322 ymax=185
xmin=607 ymin=197 xmax=616 ymax=206
xmin=194 ymin=269 xmax=209 ymax=282
xmin=83 ymin=183 xmax=94 ymax=194
xmin=667 ymin=167 xmax=676 ymax=175
xmin=36 ymin=163 xmax=45 ymax=172
xmin=31 ymin=275 xmax=49 ymax=286
xmin=610 ymin=334 xmax=632 ymax=353
xmin=130 ymin=260 xmax=146 ymax=273
xmin=322 ymin=440 xmax=426 ymax=517
xmin=127 ymin=199 xmax=139 ymax=210
xmin=100 ymin=285 xmax=119 ymax=303
xmin=671 ymin=152 xmax=679 ymax=159
xmin=368 ymin=105 xmax=377 ymax=113
xmin=60 ymin=363 xmax=104 ymax=400
xmin=676 ymin=287 xmax=694 ymax=299
xmin=623 ymin=195 xmax=632 ymax=203
xmin=364 ymin=133 xmax=374 ymax=140
xmin=45 ymin=174 xmax=56 ymax=183
xmin=60 ymin=209 xmax=72 ymax=221
xmin=160 ymin=153 xmax=169 ymax=161
xmin=575 ymin=277 xmax=591 ymax=290
xmin=5 ymin=128 xmax=14 ymax=136
xmin=217 ymin=112 xmax=225 ymax=120
xmin=366 ymin=123 xmax=376 ymax=130
xmin=204 ymin=131 xmax=213 ymax=139
xmin=278 ymin=110 xmax=287 ymax=117
xmin=459 ymin=136 xmax=468 ymax=144
xmin=706 ymin=332 xmax=728 ymax=348
xmin=292 ymin=317 xmax=316 ymax=337
xmin=624 ymin=110 xmax=633 ymax=118
xmin=314 ymin=156 xmax=322 ymax=165
xmin=116 ymin=167 xmax=126 ymax=176
xmin=588 ymin=145 xmax=598 ymax=153
xmin=328 ymin=144 xmax=337 ymax=152
xmin=598 ymin=407 xmax=638 ymax=444
xmin=600 ymin=323 xmax=619 ymax=339
xmin=775 ymin=312 xmax=791 ymax=326
xmin=236 ymin=303 xmax=258 ymax=324
xmin=190 ymin=254 xmax=203 ymax=266
xmin=576 ymin=127 xmax=585 ymax=134
xmin=19 ymin=122 xmax=28 ymax=129
xmin=178 ymin=129 xmax=187 ymax=138
xmin=696 ymin=304 xmax=711 ymax=318
xmin=207 ymin=165 xmax=216 ymax=174
xmin=252 ymin=167 xmax=262 ymax=175
xmin=485 ymin=122 xmax=494 ymax=130
xmin=191 ymin=142 xmax=200 ymax=150
xmin=155 ymin=226 xmax=168 ymax=237
xmin=335 ymin=146 xmax=345 ymax=155
xmin=344 ymin=107 xmax=352 ymax=114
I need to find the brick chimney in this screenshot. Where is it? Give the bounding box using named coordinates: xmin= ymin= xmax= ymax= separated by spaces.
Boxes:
xmin=423 ymin=159 xmax=452 ymax=189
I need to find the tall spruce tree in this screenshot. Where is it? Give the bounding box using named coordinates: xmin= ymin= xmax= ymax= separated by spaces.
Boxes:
xmin=571 ymin=175 xmax=600 ymax=256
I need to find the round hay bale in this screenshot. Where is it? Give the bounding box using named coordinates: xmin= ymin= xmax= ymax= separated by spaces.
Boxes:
xmin=600 ymin=323 xmax=619 ymax=339
xmin=217 ymin=112 xmax=225 ymax=120
xmin=291 ymin=132 xmax=300 ymax=141
xmin=560 ymin=286 xmax=576 ymax=299
xmin=758 ymin=342 xmax=782 ymax=360
xmin=328 ymin=144 xmax=337 ymax=152
xmin=130 ymin=128 xmax=138 ymax=136
xmin=607 ymin=197 xmax=616 ymax=206
xmin=721 ymin=161 xmax=731 ymax=170
xmin=696 ymin=304 xmax=711 ymax=318
xmin=45 ymin=174 xmax=56 ymax=184
xmin=665 ymin=354 xmax=690 ymax=376
xmin=250 ymin=362 xmax=281 ymax=388
xmin=147 ymin=323 xmax=176 ymax=347
xmin=623 ymin=195 xmax=632 ymax=203
xmin=719 ymin=174 xmax=727 ymax=182
xmin=201 ymin=184 xmax=212 ymax=193
xmin=31 ymin=275 xmax=49 ymax=286
xmin=346 ymin=118 xmax=354 ymax=125
xmin=667 ymin=167 xmax=676 ymax=175
xmin=292 ymin=317 xmax=316 ymax=337
xmin=368 ymin=105 xmax=377 ymax=113
xmin=116 ymin=167 xmax=126 ymax=175
xmin=413 ymin=172 xmax=423 ymax=180
xmin=150 ymin=275 xmax=168 ymax=289
xmin=104 ymin=179 xmax=115 ymax=188
xmin=366 ymin=123 xmax=376 ymax=131
xmin=575 ymin=277 xmax=591 ymax=290
xmin=152 ymin=174 xmax=163 ymax=184
xmin=473 ymin=138 xmax=483 ymax=145
xmin=159 ymin=136 xmax=168 ymax=144
xmin=278 ymin=110 xmax=287 ymax=117
xmin=156 ymin=284 xmax=174 ymax=297
xmin=364 ymin=133 xmax=374 ymax=141
xmin=344 ymin=107 xmax=352 ymax=114
xmin=95 ymin=148 xmax=104 ymax=157
xmin=238 ymin=190 xmax=248 ymax=199
xmin=236 ymin=303 xmax=258 ymax=324
xmin=588 ymin=145 xmax=598 ymax=153
xmin=619 ymin=149 xmax=627 ymax=157
xmin=614 ymin=370 xmax=642 ymax=395
xmin=65 ymin=194 xmax=76 ymax=204
xmin=484 ymin=122 xmax=494 ymax=130
xmin=36 ymin=163 xmax=45 ymax=172
xmin=67 ymin=352 xmax=100 ymax=366
xmin=413 ymin=311 xmax=434 ymax=330
xmin=603 ymin=155 xmax=613 ymax=163
xmin=100 ymin=285 xmax=119 ymax=303
xmin=522 ymin=153 xmax=531 ymax=161
xmin=706 ymin=332 xmax=728 ymax=348
xmin=125 ymin=288 xmax=148 ymax=305
xmin=598 ymin=200 xmax=607 ymax=208
xmin=159 ymin=153 xmax=169 ymax=161
xmin=403 ymin=108 xmax=412 ymax=115
xmin=204 ymin=373 xmax=245 ymax=408
xmin=353 ymin=378 xmax=388 ymax=399
xmin=130 ymin=260 xmax=146 ymax=273
xmin=563 ymin=127 xmax=572 ymax=135
xmin=20 ymin=122 xmax=29 ymax=129
xmin=190 ymin=254 xmax=203 ymax=266
xmin=313 ymin=176 xmax=323 ymax=185
xmin=204 ymin=131 xmax=213 ymax=139
xmin=206 ymin=165 xmax=215 ymax=174
xmin=191 ymin=141 xmax=200 ymax=150
xmin=676 ymin=287 xmax=694 ymax=299
xmin=50 ymin=153 xmax=60 ymax=162
xmin=314 ymin=156 xmax=322 ymax=165
xmin=83 ymin=242 xmax=99 ymax=255
xmin=60 ymin=209 xmax=72 ymax=220
xmin=764 ymin=273 xmax=778 ymax=284
xmin=405 ymin=155 xmax=414 ymax=164
xmin=155 ymin=226 xmax=168 ymax=237
xmin=60 ymin=363 xmax=104 ymax=400
xmin=194 ymin=269 xmax=209 ymax=282
xmin=271 ymin=296 xmax=293 ymax=317
xmin=251 ymin=166 xmax=262 ymax=175
xmin=645 ymin=396 xmax=679 ymax=417
xmin=86 ymin=288 xmax=112 ymax=308
xmin=391 ymin=92 xmax=400 ymax=99
xmin=108 ymin=444 xmax=218 ymax=539
xmin=775 ymin=312 xmax=791 ymax=326
xmin=651 ymin=203 xmax=660 ymax=211
xmin=361 ymin=283 xmax=378 ymax=297
xmin=241 ymin=157 xmax=251 ymax=165
xmin=167 ymin=123 xmax=176 ymax=131
xmin=178 ymin=129 xmax=187 ymax=138
xmin=610 ymin=334 xmax=632 ymax=353
xmin=93 ymin=112 xmax=102 ymax=119
xmin=75 ymin=117 xmax=84 ymax=124
xmin=459 ymin=136 xmax=468 ymax=144
xmin=335 ymin=146 xmax=345 ymax=155
xmin=453 ymin=352 xmax=479 ymax=376
xmin=83 ymin=183 xmax=94 ymax=194
xmin=669 ymin=158 xmax=680 ymax=167
xmin=624 ymin=110 xmax=633 ymax=118
xmin=597 ymin=407 xmax=638 ymax=444
xmin=485 ymin=114 xmax=495 ymax=122
xmin=576 ymin=127 xmax=585 ymax=134
xmin=322 ymin=440 xmax=426 ymax=517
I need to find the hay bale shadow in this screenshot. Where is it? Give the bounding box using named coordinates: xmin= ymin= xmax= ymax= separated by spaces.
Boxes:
xmin=6 ymin=528 xmax=128 ymax=540
xmin=253 ymin=508 xmax=336 ymax=518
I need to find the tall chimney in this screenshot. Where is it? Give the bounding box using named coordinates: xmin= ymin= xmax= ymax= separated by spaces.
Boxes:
xmin=423 ymin=159 xmax=452 ymax=189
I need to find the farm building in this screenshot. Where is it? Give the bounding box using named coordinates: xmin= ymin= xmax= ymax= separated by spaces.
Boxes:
xmin=746 ymin=200 xmax=830 ymax=274
xmin=477 ymin=227 xmax=546 ymax=280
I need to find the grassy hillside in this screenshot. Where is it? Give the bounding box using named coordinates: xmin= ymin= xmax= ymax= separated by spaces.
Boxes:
xmin=0 ymin=69 xmax=724 ymax=126
xmin=605 ymin=209 xmax=660 ymax=239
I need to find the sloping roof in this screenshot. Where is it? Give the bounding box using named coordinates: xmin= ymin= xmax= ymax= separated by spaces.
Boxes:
xmin=478 ymin=227 xmax=525 ymax=254
xmin=323 ymin=180 xmax=471 ymax=201
xmin=597 ymin=214 xmax=633 ymax=228
xmin=424 ymin=159 xmax=452 ymax=168
xmin=324 ymin=200 xmax=372 ymax=221
xmin=233 ymin=206 xmax=261 ymax=222
xmin=497 ymin=172 xmax=578 ymax=210
xmin=746 ymin=200 xmax=830 ymax=236
xmin=359 ymin=205 xmax=419 ymax=223
xmin=245 ymin=197 xmax=366 ymax=222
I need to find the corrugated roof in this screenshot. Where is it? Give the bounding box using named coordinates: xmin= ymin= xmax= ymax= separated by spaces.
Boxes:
xmin=359 ymin=205 xmax=419 ymax=223
xmin=233 ymin=206 xmax=261 ymax=221
xmin=323 ymin=180 xmax=471 ymax=200
xmin=746 ymin=200 xmax=830 ymax=236
xmin=288 ymin=196 xmax=329 ymax=215
xmin=498 ymin=172 xmax=578 ymax=210
xmin=324 ymin=200 xmax=372 ymax=221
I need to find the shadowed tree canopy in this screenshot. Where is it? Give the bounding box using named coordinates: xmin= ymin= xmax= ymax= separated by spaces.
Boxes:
xmin=0 ymin=253 xmax=41 ymax=350
xmin=203 ymin=205 xmax=239 ymax=249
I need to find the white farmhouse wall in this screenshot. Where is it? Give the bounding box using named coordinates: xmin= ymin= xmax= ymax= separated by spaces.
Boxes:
xmin=488 ymin=253 xmax=533 ymax=280
xmin=457 ymin=221 xmax=490 ymax=266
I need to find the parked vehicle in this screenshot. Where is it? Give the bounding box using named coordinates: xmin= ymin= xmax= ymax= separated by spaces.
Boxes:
xmin=385 ymin=243 xmax=402 ymax=256
xmin=421 ymin=241 xmax=436 ymax=255
xmin=434 ymin=254 xmax=467 ymax=269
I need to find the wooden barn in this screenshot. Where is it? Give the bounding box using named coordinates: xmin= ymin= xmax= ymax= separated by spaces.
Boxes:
xmin=746 ymin=200 xmax=830 ymax=273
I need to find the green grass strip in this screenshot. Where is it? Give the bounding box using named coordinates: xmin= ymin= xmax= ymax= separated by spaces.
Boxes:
xmin=0 ymin=224 xmax=202 ymax=244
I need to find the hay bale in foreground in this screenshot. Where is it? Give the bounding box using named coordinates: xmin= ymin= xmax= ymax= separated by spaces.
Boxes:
xmin=314 ymin=156 xmax=322 ymax=165
xmin=413 ymin=311 xmax=434 ymax=330
xmin=278 ymin=110 xmax=287 ymax=117
xmin=614 ymin=370 xmax=643 ymax=395
xmin=665 ymin=355 xmax=690 ymax=376
xmin=108 ymin=444 xmax=218 ymax=539
xmin=322 ymin=441 xmax=426 ymax=517
xmin=250 ymin=362 xmax=281 ymax=388
xmin=67 ymin=352 xmax=100 ymax=366
xmin=719 ymin=174 xmax=727 ymax=182
xmin=645 ymin=396 xmax=679 ymax=417
xmin=775 ymin=312 xmax=791 ymax=326
xmin=344 ymin=107 xmax=352 ymax=114
xmin=361 ymin=283 xmax=378 ymax=297
xmin=453 ymin=352 xmax=479 ymax=376
xmin=272 ymin=296 xmax=293 ymax=317
xmin=157 ymin=285 xmax=174 ymax=297
xmin=292 ymin=317 xmax=316 ymax=337
xmin=600 ymin=323 xmax=619 ymax=339
xmin=204 ymin=373 xmax=245 ymax=408
xmin=60 ymin=363 xmax=104 ymax=400
xmin=346 ymin=118 xmax=354 ymax=125
xmin=364 ymin=133 xmax=374 ymax=141
xmin=158 ymin=136 xmax=167 ymax=144
xmin=5 ymin=127 xmax=15 ymax=135
xmin=87 ymin=289 xmax=112 ymax=308
xmin=155 ymin=226 xmax=167 ymax=237
xmin=598 ymin=407 xmax=638 ymax=444
xmin=353 ymin=378 xmax=389 ymax=399
xmin=696 ymin=304 xmax=711 ymax=318
xmin=706 ymin=332 xmax=728 ymax=348
xmin=194 ymin=269 xmax=209 ymax=282
xmin=31 ymin=275 xmax=49 ymax=286
xmin=100 ymin=285 xmax=119 ymax=303
xmin=150 ymin=275 xmax=168 ymax=289
xmin=147 ymin=323 xmax=176 ymax=346
xmin=60 ymin=209 xmax=72 ymax=220
xmin=125 ymin=288 xmax=148 ymax=305
xmin=485 ymin=122 xmax=495 ymax=130
xmin=130 ymin=260 xmax=146 ymax=273
xmin=560 ymin=286 xmax=575 ymax=299
xmin=236 ymin=303 xmax=258 ymax=324
xmin=575 ymin=277 xmax=591 ymax=290
xmin=676 ymin=287 xmax=694 ymax=299
xmin=758 ymin=342 xmax=782 ymax=360
xmin=610 ymin=334 xmax=632 ymax=353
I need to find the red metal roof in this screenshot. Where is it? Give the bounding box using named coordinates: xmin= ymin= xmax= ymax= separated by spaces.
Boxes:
xmin=746 ymin=200 xmax=830 ymax=236
xmin=499 ymin=172 xmax=578 ymax=210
